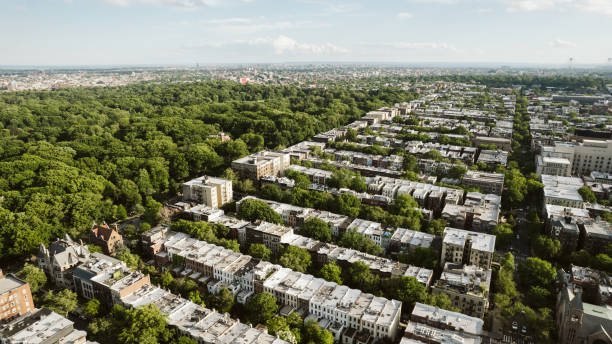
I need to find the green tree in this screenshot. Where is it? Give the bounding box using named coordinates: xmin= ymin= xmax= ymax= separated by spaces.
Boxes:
xmin=339 ymin=230 xmax=383 ymax=256
xmin=42 ymin=289 xmax=78 ymax=317
xmin=448 ymin=165 xmax=467 ymax=179
xmin=302 ymin=320 xmax=334 ymax=344
xmin=17 ymin=263 xmax=47 ymax=292
xmin=426 ymin=293 xmax=460 ymax=312
xmin=348 ymin=261 xmax=379 ymax=293
xmin=246 ymin=292 xmax=278 ymax=325
xmin=578 ymin=186 xmax=597 ymax=203
xmin=240 ymin=133 xmax=265 ymax=153
xmin=160 ymin=271 xmax=174 ymax=289
xmin=249 ymin=243 xmax=272 ymax=261
xmin=532 ymin=235 xmax=561 ymax=261
xmin=382 ymin=276 xmax=427 ymax=311
xmin=503 ymin=168 xmax=527 ymax=208
xmin=518 ymin=257 xmax=557 ymax=289
xmin=333 ymin=193 xmax=361 ymax=218
xmin=527 ymin=285 xmax=552 ymax=308
xmin=142 ymin=196 xmax=162 ymax=225
xmin=425 ymin=219 xmax=448 ymax=236
xmin=211 ymin=287 xmax=234 ymax=313
xmin=344 ymin=128 xmax=358 ymax=142
xmin=237 ymin=198 xmax=283 ymax=224
xmin=260 ymin=184 xmax=283 ymax=202
xmin=266 ymin=315 xmax=289 ymax=336
xmin=300 ymin=217 xmax=332 ymax=242
xmin=177 ymin=337 xmax=198 ymax=344
xmin=492 ymin=223 xmax=513 ymax=249
xmin=83 ymin=298 xmax=101 ymax=318
xmin=117 ymin=304 xmax=174 ymax=344
xmin=279 ymin=246 xmax=311 ymax=272
xmin=320 ymin=262 xmax=342 ymax=285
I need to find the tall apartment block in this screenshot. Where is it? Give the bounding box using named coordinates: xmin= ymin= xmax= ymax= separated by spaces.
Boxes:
xmin=182 ymin=176 xmax=233 ymax=208
xmin=0 ymin=270 xmax=34 ymax=323
xmin=441 ymin=227 xmax=495 ymax=269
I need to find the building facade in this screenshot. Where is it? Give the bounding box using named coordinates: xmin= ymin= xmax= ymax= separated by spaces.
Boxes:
xmin=182 ymin=176 xmax=233 ymax=208
xmin=0 ymin=271 xmax=33 ymax=324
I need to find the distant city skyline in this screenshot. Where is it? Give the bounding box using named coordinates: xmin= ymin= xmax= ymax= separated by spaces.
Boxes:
xmin=2 ymin=0 xmax=612 ymax=66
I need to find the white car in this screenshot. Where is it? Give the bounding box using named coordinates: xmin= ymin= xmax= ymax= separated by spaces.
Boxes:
xmin=512 ymin=321 xmax=518 ymax=331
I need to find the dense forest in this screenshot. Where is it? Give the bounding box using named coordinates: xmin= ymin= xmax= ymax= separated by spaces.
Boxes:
xmin=0 ymin=81 xmax=417 ymax=260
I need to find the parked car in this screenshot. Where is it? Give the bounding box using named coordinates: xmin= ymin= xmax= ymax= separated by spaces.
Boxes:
xmin=521 ymin=326 xmax=527 ymax=334
xmin=512 ymin=321 xmax=518 ymax=331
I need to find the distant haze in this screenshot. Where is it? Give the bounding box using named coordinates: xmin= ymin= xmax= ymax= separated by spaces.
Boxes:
xmin=2 ymin=0 xmax=612 ymax=66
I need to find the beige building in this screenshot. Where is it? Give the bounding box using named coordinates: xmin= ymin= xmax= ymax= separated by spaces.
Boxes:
xmin=537 ymin=140 xmax=612 ymax=177
xmin=182 ymin=176 xmax=233 ymax=208
xmin=572 ymin=140 xmax=612 ymax=175
xmin=0 ymin=270 xmax=34 ymax=323
xmin=231 ymin=151 xmax=290 ymax=181
xmin=441 ymin=227 xmax=495 ymax=270
xmin=431 ymin=263 xmax=491 ymax=319
xmin=462 ymin=170 xmax=505 ymax=195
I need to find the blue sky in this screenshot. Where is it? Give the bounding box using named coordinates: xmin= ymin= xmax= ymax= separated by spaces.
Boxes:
xmin=2 ymin=0 xmax=612 ymax=66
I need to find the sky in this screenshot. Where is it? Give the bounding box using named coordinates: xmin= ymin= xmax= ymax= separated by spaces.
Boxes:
xmin=2 ymin=0 xmax=612 ymax=66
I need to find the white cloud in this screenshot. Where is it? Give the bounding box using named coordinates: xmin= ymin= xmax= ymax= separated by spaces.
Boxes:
xmin=247 ymin=36 xmax=349 ymax=55
xmin=408 ymin=0 xmax=457 ymax=3
xmin=503 ymin=0 xmax=567 ymax=12
xmin=501 ymin=0 xmax=612 ymax=16
xmin=549 ymin=38 xmax=576 ymax=48
xmin=574 ymin=0 xmax=612 ymax=16
xmin=370 ymin=41 xmax=462 ymax=53
xmin=202 ymin=17 xmax=321 ymax=33
xmin=98 ymin=0 xmax=246 ymax=8
xmin=397 ymin=12 xmax=414 ymax=18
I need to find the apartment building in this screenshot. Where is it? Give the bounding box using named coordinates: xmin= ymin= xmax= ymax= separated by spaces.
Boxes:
xmin=127 ymin=285 xmax=290 ymax=344
xmin=281 ymin=141 xmax=326 ymax=161
xmin=541 ymin=175 xmax=584 ymax=210
xmin=91 ymin=267 xmax=151 ymax=306
xmin=182 ymin=176 xmax=233 ymax=208
xmin=573 ymin=140 xmax=612 ymax=175
xmin=285 ymin=164 xmax=333 ymax=185
xmin=441 ymin=227 xmax=495 ymax=270
xmin=72 ymin=253 xmax=125 ymax=300
xmin=0 ymin=308 xmax=90 ymax=343
xmin=582 ymin=221 xmax=612 ymax=255
xmin=441 ymin=192 xmax=501 ymax=232
xmin=365 ymin=175 xmax=464 ymax=210
xmin=387 ymin=228 xmax=435 ymax=254
xmin=476 ymin=149 xmax=509 ymax=166
xmin=401 ymin=302 xmax=485 ymax=344
xmin=244 ymin=221 xmax=433 ymax=284
xmin=151 ymin=231 xmax=404 ymax=341
xmin=430 ymin=263 xmax=491 ymax=319
xmin=472 ymin=136 xmax=512 ymax=151
xmin=231 ymin=151 xmax=290 ymax=180
xmin=536 ymin=156 xmax=572 ymax=177
xmin=536 ymin=140 xmax=612 ymax=176
xmin=346 ymin=219 xmax=384 ymax=247
xmin=462 ymin=170 xmax=505 ymax=195
xmin=0 ymin=271 xmax=33 ymax=323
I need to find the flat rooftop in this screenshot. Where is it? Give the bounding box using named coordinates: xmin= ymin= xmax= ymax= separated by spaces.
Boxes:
xmin=443 ymin=227 xmax=495 ymax=253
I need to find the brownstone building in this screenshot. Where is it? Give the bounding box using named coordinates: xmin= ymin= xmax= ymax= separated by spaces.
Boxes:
xmin=0 ymin=270 xmax=34 ymax=323
xmin=90 ymin=223 xmax=123 ymax=255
